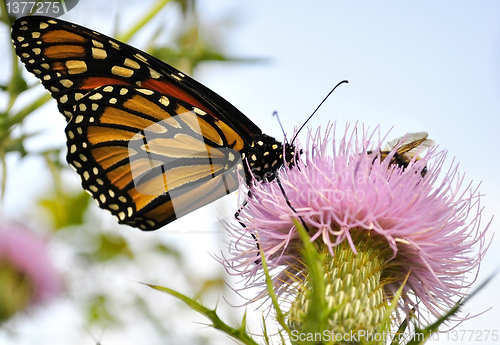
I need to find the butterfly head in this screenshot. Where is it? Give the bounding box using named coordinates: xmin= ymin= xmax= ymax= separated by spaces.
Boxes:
xmin=241 ymin=134 xmax=298 ymax=185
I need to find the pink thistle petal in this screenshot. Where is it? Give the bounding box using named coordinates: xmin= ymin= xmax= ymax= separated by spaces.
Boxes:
xmin=222 ymin=123 xmax=490 ymax=319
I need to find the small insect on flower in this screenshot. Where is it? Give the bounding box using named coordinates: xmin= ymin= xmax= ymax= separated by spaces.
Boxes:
xmin=369 ymin=131 xmax=435 ymax=176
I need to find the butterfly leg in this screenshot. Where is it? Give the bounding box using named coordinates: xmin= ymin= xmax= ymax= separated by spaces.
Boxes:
xmin=234 ymin=191 xmax=262 ymax=264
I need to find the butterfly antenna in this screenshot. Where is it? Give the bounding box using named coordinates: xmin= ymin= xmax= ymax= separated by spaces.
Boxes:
xmin=273 ymin=111 xmax=288 ymax=142
xmin=291 ymin=80 xmax=349 ymax=143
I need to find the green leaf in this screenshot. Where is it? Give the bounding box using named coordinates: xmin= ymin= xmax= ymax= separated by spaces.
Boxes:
xmin=406 ymin=270 xmax=499 ymax=345
xmin=154 ymin=243 xmax=182 ymax=260
xmin=258 ymin=234 xmax=292 ymax=338
xmin=38 ymin=189 xmax=91 ymax=230
xmin=86 ymin=294 xmax=115 ymax=324
xmin=148 ymin=284 xmax=259 ymax=345
xmin=91 ymin=232 xmax=134 ymax=262
xmin=116 ymin=0 xmax=173 ymax=43
xmin=292 ymin=218 xmax=329 ymax=338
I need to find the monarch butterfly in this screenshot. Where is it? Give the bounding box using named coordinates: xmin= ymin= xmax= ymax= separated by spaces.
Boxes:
xmin=12 ymin=16 xmax=296 ymax=231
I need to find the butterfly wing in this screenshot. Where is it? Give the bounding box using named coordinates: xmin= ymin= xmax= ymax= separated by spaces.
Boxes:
xmin=66 ymin=85 xmax=243 ymax=230
xmin=11 ymin=16 xmax=261 ymax=140
xmin=12 ymin=15 xmax=282 ymax=230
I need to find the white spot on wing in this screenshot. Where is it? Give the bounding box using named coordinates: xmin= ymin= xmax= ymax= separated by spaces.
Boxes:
xmin=89 ymin=93 xmax=102 ymax=100
xmin=135 ymin=54 xmax=148 ymax=63
xmin=60 ymin=79 xmax=73 ymax=88
xmin=111 ymin=65 xmax=133 ymax=78
xmin=66 ymin=60 xmax=87 ymax=74
xmin=124 ymin=58 xmax=140 ymax=69
xmin=92 ymin=40 xmax=104 ymax=48
xmin=149 ymin=68 xmax=161 ymax=79
xmin=193 ymin=108 xmax=206 ymax=115
xmin=159 ymin=96 xmax=169 ymax=107
xmin=137 ymin=89 xmax=154 ymax=95
xmin=109 ymin=40 xmax=121 ymax=50
xmin=92 ymin=47 xmax=107 ymax=60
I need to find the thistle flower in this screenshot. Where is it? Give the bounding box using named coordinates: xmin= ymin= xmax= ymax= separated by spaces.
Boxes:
xmin=0 ymin=225 xmax=62 ymax=321
xmin=222 ymin=124 xmax=489 ymax=333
